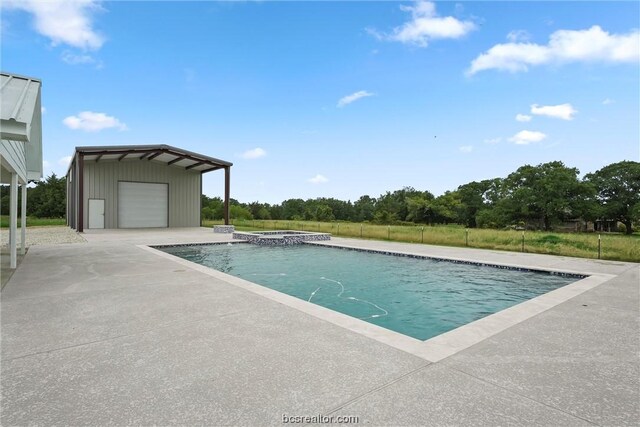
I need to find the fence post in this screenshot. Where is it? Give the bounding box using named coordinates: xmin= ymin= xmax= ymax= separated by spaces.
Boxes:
xmin=465 ymin=229 xmax=469 ymax=246
xmin=521 ymin=231 xmax=525 ymax=252
xmin=388 ymin=225 xmax=390 ymax=240
xmin=421 ymin=226 xmax=424 ymax=243
xmin=360 ymin=224 xmax=363 ymax=238
xmin=337 ymin=223 xmax=340 ymax=236
xmin=598 ymin=234 xmax=601 ymax=259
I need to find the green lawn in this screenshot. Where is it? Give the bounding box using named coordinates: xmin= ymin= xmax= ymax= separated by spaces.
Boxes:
xmin=203 ymin=219 xmax=640 ymax=262
xmin=0 ymin=216 xmax=66 ymax=228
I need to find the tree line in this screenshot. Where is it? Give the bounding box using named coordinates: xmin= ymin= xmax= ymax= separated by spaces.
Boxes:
xmin=202 ymin=160 xmax=640 ymax=234
xmin=2 ymin=160 xmax=637 ymax=234
xmin=0 ymin=173 xmax=66 ymax=218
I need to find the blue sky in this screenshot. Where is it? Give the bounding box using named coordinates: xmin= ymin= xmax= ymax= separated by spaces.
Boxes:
xmin=2 ymin=1 xmax=639 ymax=203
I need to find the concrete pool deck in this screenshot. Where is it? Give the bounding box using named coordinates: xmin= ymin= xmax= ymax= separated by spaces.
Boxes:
xmin=1 ymin=228 xmax=638 ymax=425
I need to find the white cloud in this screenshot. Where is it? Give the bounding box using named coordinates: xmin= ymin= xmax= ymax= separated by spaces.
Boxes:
xmin=515 ymin=114 xmax=532 ymax=122
xmin=459 ymin=145 xmax=473 ymax=153
xmin=58 ymin=156 xmax=72 ymax=167
xmin=530 ymin=103 xmax=577 ymax=120
xmin=3 ymin=0 xmax=105 ymax=50
xmin=41 ymin=106 xmax=46 ymax=114
xmin=337 ymin=90 xmax=374 ymax=108
xmin=63 ymin=111 xmax=127 ymax=132
xmin=507 ymin=30 xmax=531 ymax=43
xmin=509 ymin=130 xmax=547 ymax=145
xmin=42 ymin=160 xmax=51 ymax=171
xmin=602 ymin=98 xmax=614 ymax=105
xmin=483 ymin=137 xmax=501 ymax=145
xmin=468 ymin=25 xmax=640 ymax=75
xmin=61 ymin=50 xmax=102 ymax=67
xmin=241 ymin=148 xmax=266 ymax=159
xmin=372 ymin=1 xmax=476 ymax=47
xmin=308 ymin=174 xmax=328 ymax=184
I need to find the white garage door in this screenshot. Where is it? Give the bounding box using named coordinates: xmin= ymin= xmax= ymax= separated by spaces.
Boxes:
xmin=118 ymin=182 xmax=168 ymax=228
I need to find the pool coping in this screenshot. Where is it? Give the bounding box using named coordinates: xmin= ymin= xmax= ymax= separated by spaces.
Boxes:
xmin=139 ymin=242 xmax=616 ymax=363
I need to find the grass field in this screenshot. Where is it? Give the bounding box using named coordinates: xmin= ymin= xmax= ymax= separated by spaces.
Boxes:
xmin=203 ymin=219 xmax=640 ymax=262
xmin=0 ymin=216 xmax=66 ymax=228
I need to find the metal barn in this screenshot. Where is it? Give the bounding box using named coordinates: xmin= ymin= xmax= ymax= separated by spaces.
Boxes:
xmin=66 ymin=145 xmax=231 ymax=231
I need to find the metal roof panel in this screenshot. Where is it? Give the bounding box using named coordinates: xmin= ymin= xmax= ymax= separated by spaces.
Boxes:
xmin=72 ymin=144 xmax=232 ymax=174
xmin=1 ymin=72 xmax=42 ymax=143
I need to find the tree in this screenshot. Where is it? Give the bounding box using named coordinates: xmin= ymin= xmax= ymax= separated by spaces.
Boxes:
xmin=302 ymin=199 xmax=335 ymax=221
xmin=247 ymin=202 xmax=272 ymax=220
xmin=373 ymin=209 xmax=398 ymax=224
xmin=431 ymin=191 xmax=463 ymax=224
xmin=281 ymin=198 xmax=306 ymax=220
xmin=314 ymin=204 xmax=335 ymax=222
xmin=456 ymin=179 xmax=502 ymax=227
xmin=585 ymin=161 xmax=640 ymax=234
xmin=27 ymin=173 xmax=66 ymax=218
xmin=405 ymin=192 xmax=435 ymax=223
xmin=229 ymin=205 xmax=253 ymax=220
xmin=269 ymin=204 xmax=283 ymax=220
xmin=353 ymin=195 xmax=376 ymax=222
xmin=319 ymin=198 xmax=353 ymax=221
xmin=375 ymin=187 xmax=426 ymax=222
xmin=201 ymin=195 xmax=224 ymax=219
xmin=0 ymin=187 xmax=10 ymax=216
xmin=476 ymin=207 xmax=509 ymax=229
xmin=499 ymin=161 xmax=591 ymax=230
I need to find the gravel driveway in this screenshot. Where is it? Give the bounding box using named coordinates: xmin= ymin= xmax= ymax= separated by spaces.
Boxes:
xmin=0 ymin=226 xmax=86 ymax=247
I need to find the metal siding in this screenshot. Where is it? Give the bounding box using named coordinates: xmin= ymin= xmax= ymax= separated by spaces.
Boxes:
xmin=71 ymin=158 xmax=78 ymax=229
xmin=66 ymin=170 xmax=71 ymax=227
xmin=109 ymin=164 xmax=115 ymax=228
xmin=25 ymin=86 xmax=43 ymax=180
xmin=82 ymin=162 xmax=88 ymax=230
xmin=81 ymin=160 xmax=200 ymax=229
xmin=0 ymin=140 xmax=27 ymax=183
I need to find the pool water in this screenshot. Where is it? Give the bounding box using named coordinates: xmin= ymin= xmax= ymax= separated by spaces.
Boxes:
xmin=160 ymin=244 xmax=578 ymax=340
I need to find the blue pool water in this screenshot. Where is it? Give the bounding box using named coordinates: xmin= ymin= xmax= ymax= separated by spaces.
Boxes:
xmin=160 ymin=243 xmax=579 ymax=340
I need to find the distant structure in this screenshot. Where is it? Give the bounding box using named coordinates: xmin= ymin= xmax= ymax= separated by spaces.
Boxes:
xmin=66 ymin=145 xmax=232 ymax=231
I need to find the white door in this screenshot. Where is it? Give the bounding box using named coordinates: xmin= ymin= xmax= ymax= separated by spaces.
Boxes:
xmin=88 ymin=199 xmax=105 ymax=229
xmin=118 ymin=182 xmax=168 ymax=228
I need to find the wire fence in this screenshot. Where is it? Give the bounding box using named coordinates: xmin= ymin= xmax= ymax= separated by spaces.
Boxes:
xmin=205 ymin=219 xmax=638 ymax=262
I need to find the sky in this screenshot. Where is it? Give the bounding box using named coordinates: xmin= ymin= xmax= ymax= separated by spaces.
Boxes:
xmin=2 ymin=1 xmax=639 ymax=203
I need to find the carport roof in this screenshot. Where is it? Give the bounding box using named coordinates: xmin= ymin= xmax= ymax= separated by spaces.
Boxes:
xmin=73 ymin=144 xmax=232 ymax=173
xmin=1 ymin=72 xmax=41 ymax=143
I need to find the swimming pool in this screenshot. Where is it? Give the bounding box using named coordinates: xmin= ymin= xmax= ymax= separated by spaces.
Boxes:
xmin=159 ymin=243 xmax=581 ymax=341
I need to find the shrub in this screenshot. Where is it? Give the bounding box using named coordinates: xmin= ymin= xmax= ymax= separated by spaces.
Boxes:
xmin=617 ymin=223 xmax=630 ymax=233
